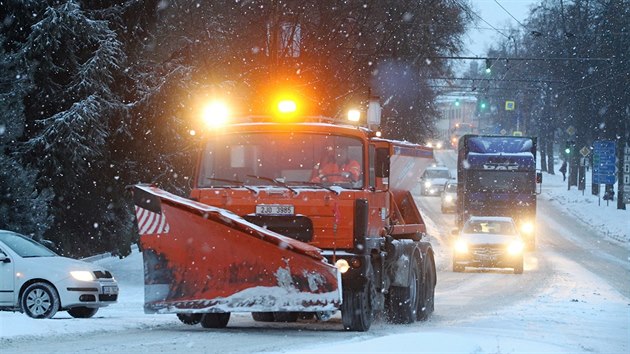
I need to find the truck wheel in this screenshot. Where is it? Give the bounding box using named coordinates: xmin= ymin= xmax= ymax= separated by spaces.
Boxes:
xmin=273 ymin=312 xmax=299 ymax=322
xmin=417 ymin=257 xmax=435 ymax=321
xmin=387 ymin=259 xmax=421 ymax=324
xmin=21 ymin=282 xmax=60 ymax=319
xmin=177 ymin=313 xmax=202 ymax=325
xmin=200 ymin=313 xmax=230 ymax=328
xmin=341 ymin=282 xmax=373 ymax=331
xmin=67 ymin=307 xmax=98 ymax=318
xmin=251 ymin=312 xmax=275 ymax=322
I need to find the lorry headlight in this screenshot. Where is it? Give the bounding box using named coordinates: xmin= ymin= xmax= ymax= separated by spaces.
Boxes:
xmin=444 ymin=195 xmax=453 ymax=202
xmin=508 ymin=240 xmax=524 ymax=255
xmin=424 ymin=181 xmax=431 ymax=188
xmin=454 ymin=239 xmax=468 ymax=253
xmin=521 ymin=222 xmax=534 ymax=234
xmin=71 ymin=271 xmax=95 ymax=282
xmin=334 ymin=259 xmax=350 ymax=273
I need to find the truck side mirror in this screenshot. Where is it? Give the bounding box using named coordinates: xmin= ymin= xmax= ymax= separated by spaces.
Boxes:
xmin=376 ymin=148 xmax=390 ymax=179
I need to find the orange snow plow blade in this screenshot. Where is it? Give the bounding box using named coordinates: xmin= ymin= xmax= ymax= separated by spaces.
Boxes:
xmin=132 ymin=185 xmax=342 ymax=314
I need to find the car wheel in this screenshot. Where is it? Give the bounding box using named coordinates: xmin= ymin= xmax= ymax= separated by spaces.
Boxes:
xmin=21 ymin=282 xmax=60 ymax=319
xmin=67 ymin=306 xmax=99 ymax=318
xmin=200 ymin=313 xmax=230 ymax=328
xmin=177 ymin=313 xmax=202 ymax=325
xmin=452 ymin=259 xmax=464 ymax=272
xmin=513 ymin=258 xmax=524 ymax=274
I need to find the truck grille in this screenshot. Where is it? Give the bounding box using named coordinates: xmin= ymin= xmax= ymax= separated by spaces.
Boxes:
xmin=244 ymin=215 xmax=313 ymax=243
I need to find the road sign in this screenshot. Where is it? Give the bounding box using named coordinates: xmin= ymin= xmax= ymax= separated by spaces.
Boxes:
xmin=513 ymin=131 xmax=522 ymax=136
xmin=566 ymin=126 xmax=576 ymax=136
xmin=505 ymin=101 xmax=515 ymax=111
xmin=580 ymin=146 xmax=591 ymax=157
xmin=500 ymin=129 xmax=507 ymax=135
xmin=592 ymin=140 xmax=616 ymax=185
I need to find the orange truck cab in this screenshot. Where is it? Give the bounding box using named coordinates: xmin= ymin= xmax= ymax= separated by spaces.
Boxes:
xmin=133 ymin=118 xmax=437 ymax=331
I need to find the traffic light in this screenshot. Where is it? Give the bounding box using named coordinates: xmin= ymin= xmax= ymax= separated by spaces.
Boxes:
xmin=485 ymin=59 xmax=492 ymax=74
xmin=480 ymin=101 xmax=487 ymax=109
xmin=454 ymin=99 xmax=460 ymax=107
xmin=565 ymin=140 xmax=575 ymax=155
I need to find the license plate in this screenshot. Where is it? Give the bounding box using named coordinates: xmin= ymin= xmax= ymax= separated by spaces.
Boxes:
xmin=256 ymin=204 xmax=294 ymax=215
xmin=102 ymin=285 xmax=118 ymax=295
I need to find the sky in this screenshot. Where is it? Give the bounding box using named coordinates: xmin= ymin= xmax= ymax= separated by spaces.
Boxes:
xmin=463 ymin=0 xmax=538 ymax=57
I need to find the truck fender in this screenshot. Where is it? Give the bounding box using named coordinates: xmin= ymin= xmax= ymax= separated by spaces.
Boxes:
xmin=389 ymin=239 xmax=422 ymax=287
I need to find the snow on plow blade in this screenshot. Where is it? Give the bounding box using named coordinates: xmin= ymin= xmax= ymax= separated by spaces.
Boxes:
xmin=132 ymin=185 xmax=341 ymax=314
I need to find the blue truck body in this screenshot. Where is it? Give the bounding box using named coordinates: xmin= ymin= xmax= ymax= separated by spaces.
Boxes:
xmin=457 ymin=135 xmax=538 ymax=248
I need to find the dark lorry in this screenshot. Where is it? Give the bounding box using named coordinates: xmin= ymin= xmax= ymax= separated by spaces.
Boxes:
xmin=456 ymin=135 xmax=541 ymax=249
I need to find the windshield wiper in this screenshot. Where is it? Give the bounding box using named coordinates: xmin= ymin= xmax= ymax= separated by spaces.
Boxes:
xmin=285 ymin=181 xmax=340 ymax=195
xmin=246 ymin=175 xmax=298 ymax=195
xmin=206 ymin=178 xmax=258 ymax=194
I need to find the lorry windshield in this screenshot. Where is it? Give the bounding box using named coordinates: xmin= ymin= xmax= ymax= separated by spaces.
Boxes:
xmin=198 ymin=132 xmax=364 ymax=189
xmin=469 ymin=171 xmax=534 ymax=193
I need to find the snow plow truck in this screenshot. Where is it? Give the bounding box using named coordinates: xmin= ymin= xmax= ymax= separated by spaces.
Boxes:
xmin=131 ymin=103 xmax=437 ymax=331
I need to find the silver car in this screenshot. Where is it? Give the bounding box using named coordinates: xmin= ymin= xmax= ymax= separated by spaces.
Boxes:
xmin=0 ymin=230 xmax=119 ymax=319
xmin=441 ymin=181 xmax=457 ymax=213
xmin=452 ymin=217 xmax=525 ymax=274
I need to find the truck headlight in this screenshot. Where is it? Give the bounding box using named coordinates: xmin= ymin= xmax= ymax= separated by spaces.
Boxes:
xmin=424 ymin=181 xmax=432 ymax=188
xmin=508 ymin=240 xmax=524 ymax=255
xmin=70 ymin=271 xmax=95 ymax=282
xmin=454 ymin=239 xmax=468 ymax=253
xmin=334 ymin=259 xmax=350 ymax=273
xmin=521 ymin=222 xmax=534 ymax=234
xmin=444 ymin=195 xmax=453 ymax=202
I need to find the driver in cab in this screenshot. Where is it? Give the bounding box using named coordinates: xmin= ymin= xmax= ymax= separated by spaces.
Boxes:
xmin=311 ymin=145 xmax=361 ymax=183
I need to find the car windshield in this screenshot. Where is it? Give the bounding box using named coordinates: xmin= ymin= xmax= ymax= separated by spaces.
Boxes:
xmin=424 ymin=169 xmax=450 ymax=179
xmin=0 ymin=231 xmax=57 ymax=257
xmin=463 ymin=221 xmax=517 ymax=235
xmin=445 ymin=183 xmax=457 ymax=192
xmin=197 ymin=132 xmax=364 ymax=189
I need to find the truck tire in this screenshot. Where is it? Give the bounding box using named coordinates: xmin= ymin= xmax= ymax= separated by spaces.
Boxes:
xmin=387 ymin=259 xmax=421 ymax=324
xmin=252 ymin=312 xmax=275 ymax=322
xmin=417 ymin=256 xmax=435 ymax=321
xmin=341 ymin=281 xmax=373 ymax=331
xmin=273 ymin=312 xmax=299 ymax=322
xmin=200 ymin=313 xmax=230 ymax=328
xmin=177 ymin=313 xmax=202 ymax=325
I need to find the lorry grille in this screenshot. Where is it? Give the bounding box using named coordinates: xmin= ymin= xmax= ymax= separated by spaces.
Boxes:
xmin=244 ymin=215 xmax=313 ymax=243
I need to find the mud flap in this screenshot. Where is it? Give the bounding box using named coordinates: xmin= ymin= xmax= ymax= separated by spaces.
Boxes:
xmin=131 ymin=185 xmax=342 ymax=314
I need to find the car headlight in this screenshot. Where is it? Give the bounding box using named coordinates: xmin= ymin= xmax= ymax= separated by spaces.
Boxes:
xmin=508 ymin=240 xmax=524 ymax=255
xmin=334 ymin=259 xmax=350 ymax=273
xmin=521 ymin=222 xmax=534 ymax=234
xmin=444 ymin=195 xmax=453 ymax=202
xmin=70 ymin=271 xmax=95 ymax=281
xmin=454 ymin=239 xmax=468 ymax=253
xmin=424 ymin=181 xmax=432 ymax=188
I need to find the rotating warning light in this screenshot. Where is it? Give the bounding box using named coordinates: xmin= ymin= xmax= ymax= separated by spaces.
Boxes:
xmin=347 ymin=109 xmax=361 ymax=122
xmin=202 ymin=101 xmax=229 ymax=128
xmin=277 ymin=99 xmax=297 ymax=114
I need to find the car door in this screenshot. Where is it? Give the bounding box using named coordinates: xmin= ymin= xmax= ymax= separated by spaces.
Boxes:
xmin=0 ymin=245 xmax=15 ymax=305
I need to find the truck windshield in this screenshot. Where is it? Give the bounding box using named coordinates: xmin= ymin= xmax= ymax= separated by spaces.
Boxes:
xmin=198 ymin=132 xmax=364 ymax=189
xmin=424 ymin=169 xmax=450 ymax=179
xmin=469 ymin=171 xmax=534 ymax=193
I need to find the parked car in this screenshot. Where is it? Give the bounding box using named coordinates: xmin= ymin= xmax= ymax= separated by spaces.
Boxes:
xmin=0 ymin=230 xmax=118 ymax=319
xmin=451 ymin=216 xmax=524 ymax=274
xmin=441 ymin=180 xmax=458 ymax=213
xmin=420 ymin=166 xmax=452 ymax=196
